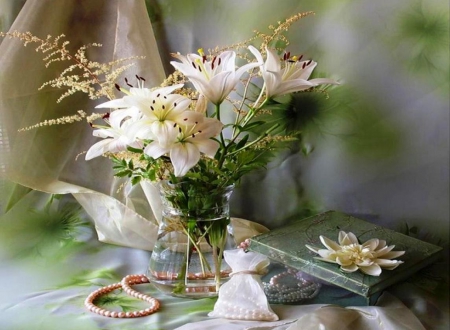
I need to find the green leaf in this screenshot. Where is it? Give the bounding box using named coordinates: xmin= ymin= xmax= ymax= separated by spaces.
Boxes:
xmin=234 ymin=134 xmax=249 ymax=150
xmin=131 ymin=176 xmax=142 ymax=185
xmin=242 ymin=121 xmax=266 ymax=131
xmin=127 ymin=146 xmax=144 ymax=153
xmin=114 ymin=170 xmax=131 ymax=177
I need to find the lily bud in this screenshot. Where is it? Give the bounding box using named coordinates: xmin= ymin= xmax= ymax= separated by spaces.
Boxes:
xmin=194 ymin=94 xmax=207 ymax=113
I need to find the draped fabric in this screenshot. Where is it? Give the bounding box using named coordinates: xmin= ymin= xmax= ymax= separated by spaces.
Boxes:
xmin=0 ymin=0 xmax=167 ymax=250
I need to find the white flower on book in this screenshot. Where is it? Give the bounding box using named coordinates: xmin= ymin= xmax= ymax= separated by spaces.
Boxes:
xmin=306 ymin=231 xmax=405 ymax=276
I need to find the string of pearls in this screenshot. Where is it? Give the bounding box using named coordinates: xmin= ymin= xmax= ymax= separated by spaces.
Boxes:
xmin=84 ymin=274 xmax=160 ymax=318
xmin=238 ymin=239 xmax=321 ymax=304
xmin=263 ymin=269 xmax=321 ymax=303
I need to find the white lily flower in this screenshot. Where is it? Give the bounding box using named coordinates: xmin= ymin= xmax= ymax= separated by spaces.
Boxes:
xmin=145 ymin=117 xmax=223 ymax=177
xmin=85 ymin=109 xmax=142 ymax=160
xmin=170 ymin=46 xmax=263 ymax=105
xmin=260 ymin=47 xmax=339 ymax=98
xmin=129 ymin=94 xmax=204 ymax=148
xmin=306 ymin=231 xmax=405 ymax=276
xmin=96 ymin=83 xmax=204 ymax=148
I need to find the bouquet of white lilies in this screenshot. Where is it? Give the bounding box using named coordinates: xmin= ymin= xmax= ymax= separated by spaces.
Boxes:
xmin=2 ymin=12 xmax=338 ymax=296
xmin=86 ymin=44 xmax=337 ymax=186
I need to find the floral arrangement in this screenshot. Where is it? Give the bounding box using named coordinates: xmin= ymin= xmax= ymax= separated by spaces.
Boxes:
xmin=1 ymin=12 xmax=338 ymax=294
xmin=306 ymin=231 xmax=405 ymax=276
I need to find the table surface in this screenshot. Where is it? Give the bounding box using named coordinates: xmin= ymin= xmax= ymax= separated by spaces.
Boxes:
xmin=0 ymin=197 xmax=448 ymax=330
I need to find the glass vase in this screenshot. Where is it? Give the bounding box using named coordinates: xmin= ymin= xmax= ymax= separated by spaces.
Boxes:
xmin=147 ymin=180 xmax=235 ymax=298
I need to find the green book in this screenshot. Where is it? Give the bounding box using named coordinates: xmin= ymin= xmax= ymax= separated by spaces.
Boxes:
xmin=249 ymin=210 xmax=443 ymax=304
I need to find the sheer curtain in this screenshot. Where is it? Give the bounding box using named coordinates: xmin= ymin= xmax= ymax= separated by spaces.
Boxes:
xmin=0 ymin=0 xmax=166 ymax=250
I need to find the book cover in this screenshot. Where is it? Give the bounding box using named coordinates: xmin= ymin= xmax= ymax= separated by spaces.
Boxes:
xmin=249 ymin=210 xmax=443 ymax=299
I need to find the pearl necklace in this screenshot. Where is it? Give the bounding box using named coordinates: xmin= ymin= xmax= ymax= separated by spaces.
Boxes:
xmin=263 ymin=269 xmax=321 ymax=303
xmin=84 ymin=274 xmax=160 ymax=318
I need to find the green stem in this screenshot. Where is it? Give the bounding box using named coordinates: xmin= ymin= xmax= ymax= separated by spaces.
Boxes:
xmin=216 ymin=103 xmax=226 ymax=147
xmin=212 ymin=245 xmax=221 ymax=292
xmin=252 ymin=82 xmax=267 ymax=110
xmin=214 ymin=227 xmax=228 ymax=292
xmin=195 ymin=238 xmax=207 ymax=276
xmin=216 ymin=103 xmax=229 ymax=169
xmin=224 ymin=97 xmax=270 ymax=159
xmin=182 ymin=227 xmax=212 ymax=273
xmin=226 ymin=123 xmax=280 ymax=157
xmin=185 ymin=234 xmax=190 ymax=288
xmin=231 ymin=68 xmax=258 ymax=139
xmin=240 ymin=97 xmax=269 ymax=128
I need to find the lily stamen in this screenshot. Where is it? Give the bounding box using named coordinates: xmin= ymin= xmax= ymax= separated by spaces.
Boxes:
xmin=125 ymin=77 xmax=133 ymax=87
xmin=135 ymin=75 xmax=146 ymax=88
xmin=194 ymin=58 xmax=210 ymax=80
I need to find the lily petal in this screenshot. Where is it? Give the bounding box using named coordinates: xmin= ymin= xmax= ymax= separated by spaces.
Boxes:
xmin=355 ymin=259 xmax=374 ymax=267
xmin=359 ymin=264 xmax=382 ymax=276
xmin=319 ymin=235 xmax=341 ymax=251
xmin=305 ymin=244 xmax=320 ymax=254
xmin=85 ymin=139 xmax=114 ymax=160
xmin=144 ymin=141 xmax=169 ymax=159
xmin=339 ymin=231 xmax=358 ymax=245
xmin=375 ymin=259 xmax=404 ymax=270
xmin=317 ymin=249 xmax=335 ymax=260
xmin=170 ymin=143 xmax=201 ymax=177
xmin=261 ymin=47 xmax=338 ymax=98
xmin=362 ymin=238 xmax=379 ymax=251
xmin=150 ymin=121 xmax=179 ymax=148
xmin=336 ymin=255 xmax=353 ymax=266
xmin=194 ymin=139 xmax=220 ymax=158
xmin=341 ymin=264 xmax=359 ymax=273
xmin=379 ymin=250 xmax=405 ymax=259
xmin=372 ymin=245 xmax=394 ymax=257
